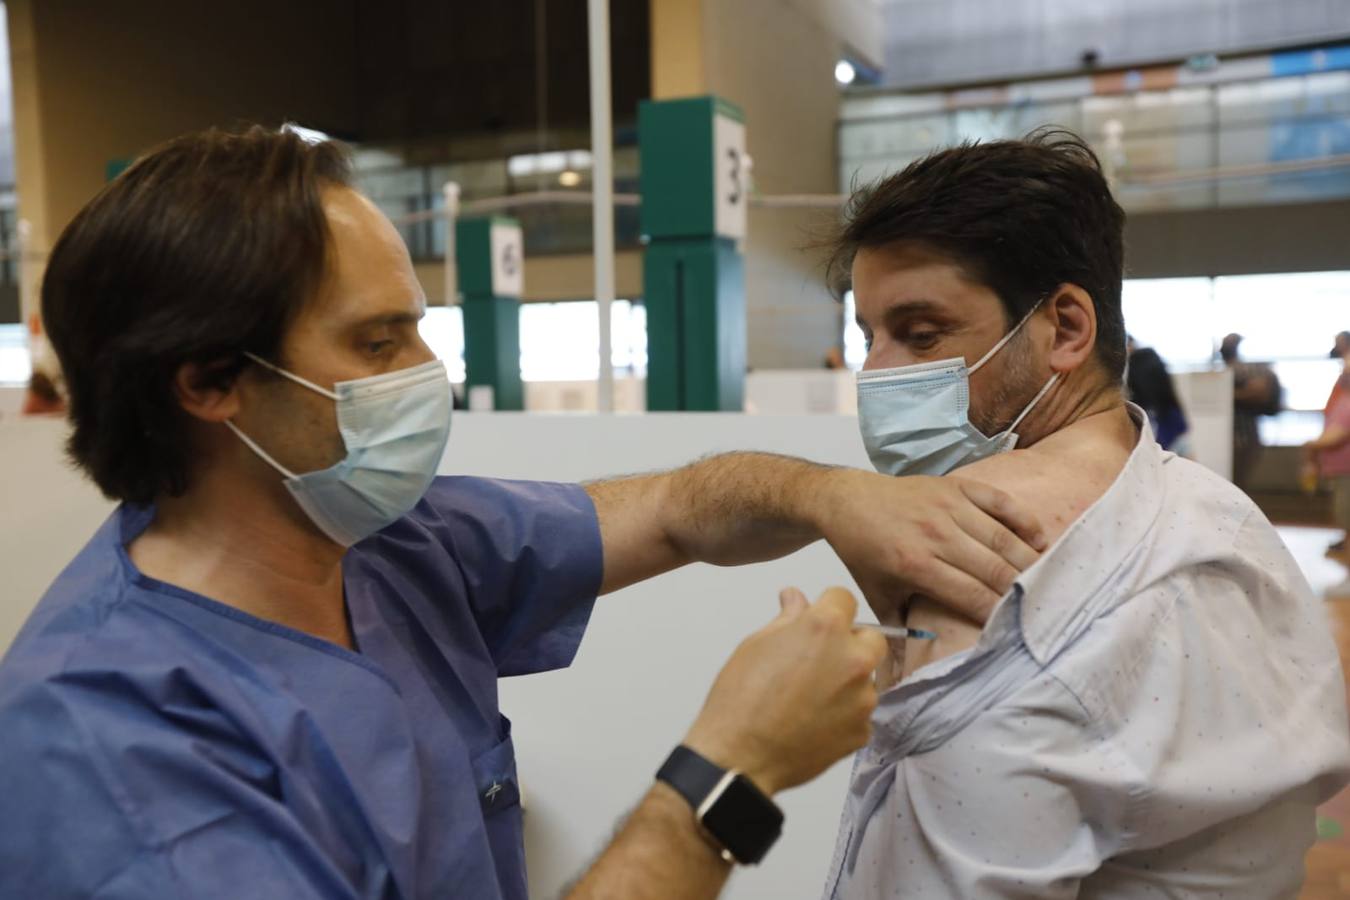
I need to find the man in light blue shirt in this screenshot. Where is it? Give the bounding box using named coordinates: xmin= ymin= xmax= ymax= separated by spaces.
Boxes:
xmin=0 ymin=126 xmax=1048 ymax=900
xmin=825 ymin=130 xmax=1350 ymax=897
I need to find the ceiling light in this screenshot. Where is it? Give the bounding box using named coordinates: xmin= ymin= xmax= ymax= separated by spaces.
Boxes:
xmin=835 ymin=60 xmax=856 ymax=86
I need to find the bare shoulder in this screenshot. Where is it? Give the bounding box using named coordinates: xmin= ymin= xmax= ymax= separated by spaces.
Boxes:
xmin=901 ymin=414 xmax=1138 ymax=680
xmin=957 ymin=419 xmax=1136 ymax=546
xmin=952 ymin=448 xmax=1095 ymax=543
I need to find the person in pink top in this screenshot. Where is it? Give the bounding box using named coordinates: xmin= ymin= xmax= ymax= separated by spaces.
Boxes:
xmin=1307 ymin=347 xmax=1350 ymax=590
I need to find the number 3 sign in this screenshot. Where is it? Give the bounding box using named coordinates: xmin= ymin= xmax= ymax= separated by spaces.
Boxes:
xmin=714 ymin=112 xmax=748 ymax=241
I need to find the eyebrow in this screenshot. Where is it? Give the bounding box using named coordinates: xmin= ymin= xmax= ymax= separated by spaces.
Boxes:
xmin=347 ymin=310 xmax=425 ymax=330
xmin=880 ymin=298 xmax=948 ymax=330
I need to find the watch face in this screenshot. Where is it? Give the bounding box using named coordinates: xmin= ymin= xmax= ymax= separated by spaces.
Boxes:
xmin=702 ymin=776 xmax=784 ymax=864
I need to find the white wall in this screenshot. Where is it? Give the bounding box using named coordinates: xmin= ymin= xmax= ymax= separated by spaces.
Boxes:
xmin=746 ymin=369 xmax=857 ymax=415
xmin=0 ymin=414 xmax=870 ymax=899
xmin=1173 ymin=369 xmax=1234 ymax=481
xmin=0 ymin=385 xmax=24 ymax=419
xmin=521 ymin=371 xmax=858 ymax=415
xmin=524 ymin=378 xmax=647 ymax=413
xmin=0 ymin=419 xmax=117 ymax=650
xmin=0 ymin=400 xmax=1237 ymax=897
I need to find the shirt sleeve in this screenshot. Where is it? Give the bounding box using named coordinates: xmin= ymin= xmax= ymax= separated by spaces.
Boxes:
xmin=408 ymin=476 xmax=604 ymax=676
xmin=0 ymin=679 xmax=362 ymax=900
xmin=845 ymin=673 xmax=1134 ymax=899
xmin=1330 ymin=396 xmax=1350 ymax=430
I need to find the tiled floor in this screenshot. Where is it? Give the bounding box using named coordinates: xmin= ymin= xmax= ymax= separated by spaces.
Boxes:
xmin=1284 ymin=526 xmax=1350 ymax=899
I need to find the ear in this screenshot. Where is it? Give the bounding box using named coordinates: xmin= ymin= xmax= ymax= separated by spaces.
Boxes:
xmin=173 ymin=359 xmax=243 ymax=423
xmin=1043 ymin=284 xmax=1097 ymax=375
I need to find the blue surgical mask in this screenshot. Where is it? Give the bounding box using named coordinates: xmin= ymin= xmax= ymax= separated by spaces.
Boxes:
xmin=226 ymin=355 xmax=452 ymax=546
xmin=857 ymin=303 xmax=1059 ymax=477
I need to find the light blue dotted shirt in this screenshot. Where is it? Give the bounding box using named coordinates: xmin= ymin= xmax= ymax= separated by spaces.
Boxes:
xmin=826 ymin=410 xmax=1350 ymax=899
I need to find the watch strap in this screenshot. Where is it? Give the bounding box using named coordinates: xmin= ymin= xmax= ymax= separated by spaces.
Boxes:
xmin=656 ymin=744 xmax=783 ymax=866
xmin=656 ymin=745 xmax=728 ymax=810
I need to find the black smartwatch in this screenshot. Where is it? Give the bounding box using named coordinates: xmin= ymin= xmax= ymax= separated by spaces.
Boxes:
xmin=656 ymin=745 xmax=784 ymax=865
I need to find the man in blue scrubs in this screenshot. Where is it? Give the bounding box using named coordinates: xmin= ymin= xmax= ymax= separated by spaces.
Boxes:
xmin=0 ymin=127 xmax=1043 ymax=899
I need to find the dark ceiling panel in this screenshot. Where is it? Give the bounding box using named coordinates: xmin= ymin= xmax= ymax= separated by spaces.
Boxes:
xmin=353 ymin=0 xmax=650 ymax=147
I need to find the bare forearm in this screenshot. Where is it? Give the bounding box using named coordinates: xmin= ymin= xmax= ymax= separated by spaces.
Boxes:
xmin=586 ymin=453 xmax=831 ymax=594
xmin=661 ymin=452 xmax=827 ymax=566
xmin=564 ymin=785 xmax=731 ymax=900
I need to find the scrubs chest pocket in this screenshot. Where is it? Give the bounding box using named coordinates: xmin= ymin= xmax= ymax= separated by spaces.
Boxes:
xmin=472 ymin=716 xmax=521 ymax=816
xmin=472 ymin=716 xmax=529 ymax=895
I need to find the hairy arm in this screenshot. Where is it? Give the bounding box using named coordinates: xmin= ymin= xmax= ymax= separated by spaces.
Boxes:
xmin=584 ymin=453 xmax=823 ymax=595
xmin=563 ymin=786 xmax=732 ymax=900
xmin=585 ymin=452 xmax=1045 ymax=615
xmin=565 ymin=587 xmax=886 ymax=900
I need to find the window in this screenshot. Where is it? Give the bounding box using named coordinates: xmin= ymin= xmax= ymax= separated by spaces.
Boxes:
xmin=843 ymin=271 xmax=1347 ymax=445
xmin=520 ymin=300 xmax=646 ymax=382
xmin=419 ymin=300 xmax=648 ymax=386
xmin=1121 ymin=278 xmax=1216 ymax=366
xmin=0 ymin=323 xmax=29 ymax=386
xmin=842 ymin=290 xmax=867 ymax=370
xmin=418 ymin=306 xmax=466 ymax=382
xmin=1123 ymin=271 xmax=1350 ymax=444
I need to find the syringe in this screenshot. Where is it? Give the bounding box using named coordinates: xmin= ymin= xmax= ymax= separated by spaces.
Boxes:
xmin=854 ymin=623 xmax=937 ymax=640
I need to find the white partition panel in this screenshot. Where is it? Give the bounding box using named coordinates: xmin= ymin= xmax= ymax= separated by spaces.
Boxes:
xmin=745 ymin=370 xmax=858 ymax=415
xmin=0 ymin=398 xmax=1243 ymax=898
xmin=0 ymin=419 xmax=117 ymax=651
xmin=1172 ymin=369 xmax=1234 ymax=481
xmin=447 ymin=415 xmax=871 ymax=899
xmin=1 ymin=414 xmax=871 ymax=899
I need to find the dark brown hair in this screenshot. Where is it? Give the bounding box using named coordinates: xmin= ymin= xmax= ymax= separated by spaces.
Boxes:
xmin=827 ymin=128 xmax=1127 ymax=380
xmin=41 ymin=125 xmax=352 ymax=503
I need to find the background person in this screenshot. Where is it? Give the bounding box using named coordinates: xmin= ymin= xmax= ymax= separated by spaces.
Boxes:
xmin=1306 ymin=344 xmax=1350 ymax=581
xmin=1126 ymin=345 xmax=1191 ymax=455
xmin=1327 ymin=330 xmax=1350 ymax=416
xmin=19 ymin=369 xmax=64 ymax=416
xmin=1219 ymin=332 xmax=1279 ymax=491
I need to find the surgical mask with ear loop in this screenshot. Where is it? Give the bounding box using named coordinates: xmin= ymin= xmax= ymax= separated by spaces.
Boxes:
xmin=857 ymin=300 xmax=1060 ymax=477
xmin=224 ymin=354 xmax=452 ymax=547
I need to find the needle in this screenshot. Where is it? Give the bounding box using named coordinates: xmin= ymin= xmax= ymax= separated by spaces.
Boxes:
xmin=858 ymin=626 xmax=934 ymax=639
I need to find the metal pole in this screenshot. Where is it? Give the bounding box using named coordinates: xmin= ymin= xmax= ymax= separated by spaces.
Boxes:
xmin=442 ymin=182 xmax=461 ymax=307
xmin=587 ymin=0 xmax=615 ymax=413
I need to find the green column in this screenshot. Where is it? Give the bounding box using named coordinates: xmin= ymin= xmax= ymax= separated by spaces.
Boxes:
xmin=639 ymin=96 xmax=747 ymax=411
xmin=456 ymin=216 xmax=524 ymax=411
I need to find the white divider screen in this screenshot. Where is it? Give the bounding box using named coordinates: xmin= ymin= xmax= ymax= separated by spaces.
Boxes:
xmin=457 ymin=415 xmax=870 ymax=899
xmin=0 ymin=404 xmax=1244 ymax=897
xmin=0 ymin=414 xmax=870 ymax=899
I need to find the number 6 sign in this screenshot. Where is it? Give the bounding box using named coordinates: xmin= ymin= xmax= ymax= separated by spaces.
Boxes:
xmin=489 ymin=221 xmax=524 ymax=299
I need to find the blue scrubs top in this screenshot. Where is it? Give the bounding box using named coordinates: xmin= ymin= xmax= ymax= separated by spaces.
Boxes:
xmin=0 ymin=476 xmax=603 ymax=899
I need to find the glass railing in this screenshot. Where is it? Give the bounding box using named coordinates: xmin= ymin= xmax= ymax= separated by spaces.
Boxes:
xmin=838 ymin=45 xmax=1350 ymax=212
xmin=353 ymin=143 xmax=642 ymax=260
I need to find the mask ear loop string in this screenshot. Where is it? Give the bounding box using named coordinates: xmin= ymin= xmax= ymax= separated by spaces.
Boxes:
xmin=968 ymin=294 xmax=1052 ymax=375
xmin=968 ymin=293 xmax=1060 ymax=448
xmin=223 ymin=351 xmax=342 ymax=480
xmin=223 ymin=420 xmax=298 ymax=479
xmin=1004 ymin=371 xmax=1061 ymax=440
xmin=243 ymin=352 xmax=341 ymax=401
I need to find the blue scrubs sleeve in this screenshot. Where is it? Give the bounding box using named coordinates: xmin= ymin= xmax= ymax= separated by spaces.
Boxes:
xmin=411 ymin=476 xmax=604 ymax=676
xmin=0 ymin=679 xmax=362 ymax=900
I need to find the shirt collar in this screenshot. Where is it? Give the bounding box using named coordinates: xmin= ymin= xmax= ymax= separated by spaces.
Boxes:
xmin=1016 ymin=403 xmax=1166 ymax=665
